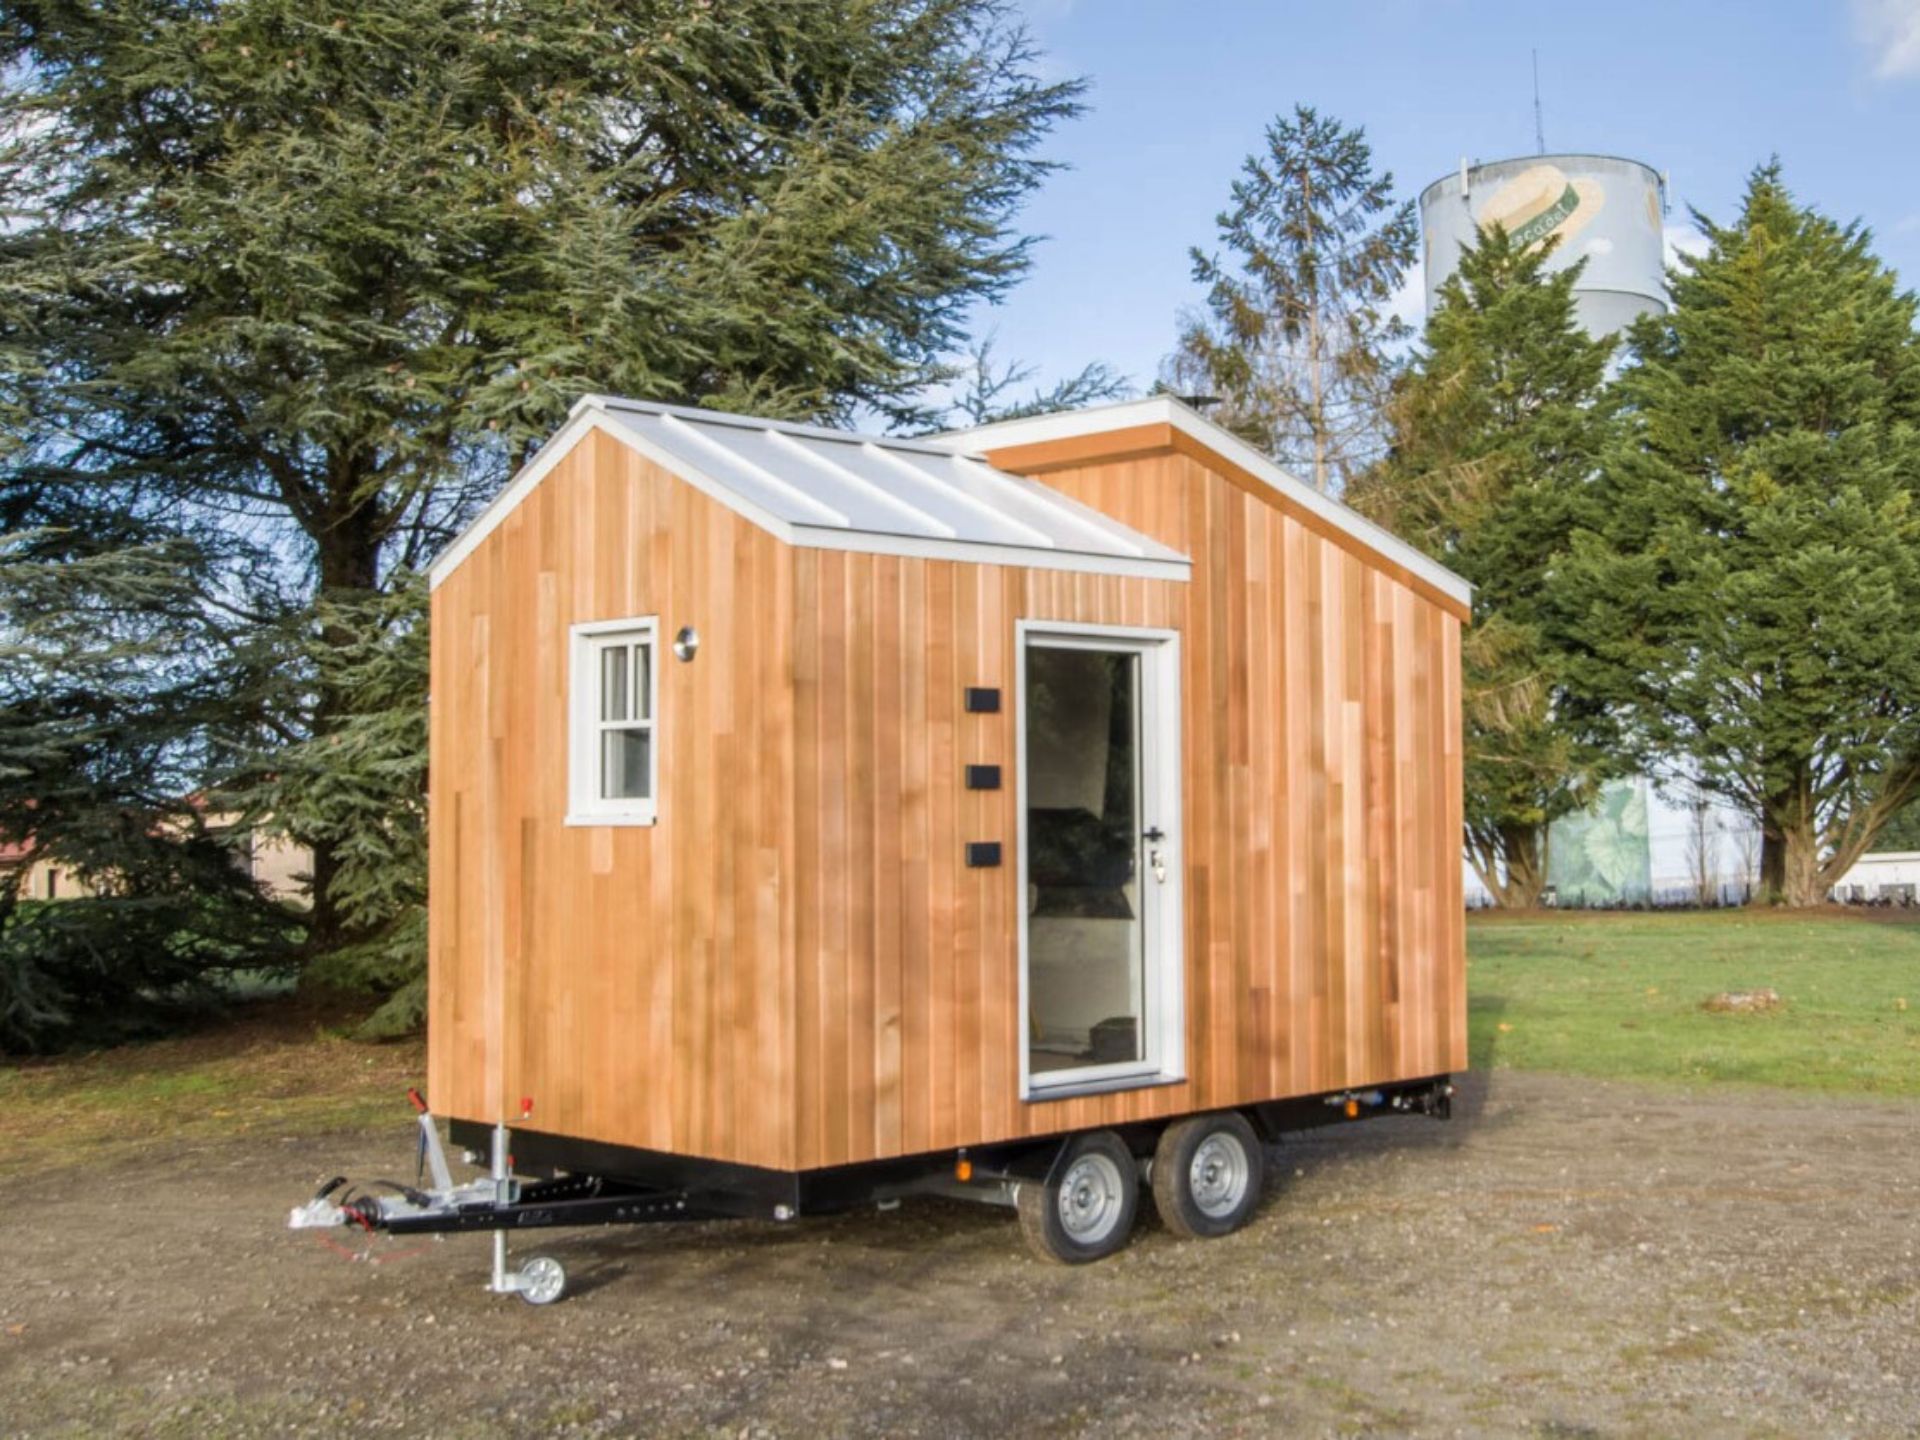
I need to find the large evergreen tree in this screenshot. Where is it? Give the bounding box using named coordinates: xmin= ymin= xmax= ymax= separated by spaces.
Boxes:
xmin=1348 ymin=226 xmax=1618 ymax=907
xmin=1164 ymin=106 xmax=1417 ymax=493
xmin=0 ymin=1 xmax=1082 ymax=952
xmin=0 ymin=529 xmax=299 ymax=1050
xmin=1559 ymin=165 xmax=1920 ymax=906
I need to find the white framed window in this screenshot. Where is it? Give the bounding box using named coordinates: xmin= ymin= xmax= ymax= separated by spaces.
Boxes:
xmin=567 ymin=617 xmax=659 ymax=826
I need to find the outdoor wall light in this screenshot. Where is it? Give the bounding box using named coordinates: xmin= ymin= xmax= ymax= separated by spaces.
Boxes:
xmin=673 ymin=625 xmax=699 ymax=662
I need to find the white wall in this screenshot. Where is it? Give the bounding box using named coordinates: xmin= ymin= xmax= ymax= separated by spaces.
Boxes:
xmin=1830 ymin=852 xmax=1920 ymax=902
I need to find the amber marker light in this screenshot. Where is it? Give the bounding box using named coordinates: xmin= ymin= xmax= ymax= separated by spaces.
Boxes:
xmin=1344 ymin=1098 xmax=1361 ymax=1119
xmin=954 ymin=1158 xmax=974 ymax=1182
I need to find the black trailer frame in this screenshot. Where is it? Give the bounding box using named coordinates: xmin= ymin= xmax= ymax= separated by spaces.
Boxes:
xmin=290 ymin=1076 xmax=1452 ymax=1302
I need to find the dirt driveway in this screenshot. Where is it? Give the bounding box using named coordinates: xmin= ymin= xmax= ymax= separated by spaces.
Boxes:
xmin=3 ymin=1069 xmax=1916 ymax=1438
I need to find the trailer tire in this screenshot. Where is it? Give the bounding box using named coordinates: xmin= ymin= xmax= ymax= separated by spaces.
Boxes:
xmin=1151 ymin=1111 xmax=1263 ymax=1240
xmin=1017 ymin=1130 xmax=1139 ymax=1265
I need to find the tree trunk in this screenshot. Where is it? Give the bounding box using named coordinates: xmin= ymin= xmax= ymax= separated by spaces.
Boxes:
xmin=1495 ymin=820 xmax=1549 ymax=908
xmin=302 ymin=495 xmax=384 ymax=953
xmin=1299 ymin=165 xmax=1329 ymax=495
xmin=1758 ymin=771 xmax=1823 ymax=907
xmin=1467 ymin=821 xmax=1549 ymax=908
xmin=1758 ymin=820 xmax=1782 ymax=903
xmin=1774 ymin=823 xmax=1824 ymax=908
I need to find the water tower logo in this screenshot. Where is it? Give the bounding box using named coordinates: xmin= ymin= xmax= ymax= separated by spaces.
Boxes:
xmin=1475 ymin=162 xmax=1605 ymax=251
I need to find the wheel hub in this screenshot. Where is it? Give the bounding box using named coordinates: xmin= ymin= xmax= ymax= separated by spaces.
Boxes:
xmin=1057 ymin=1154 xmax=1125 ymax=1242
xmin=1188 ymin=1133 xmax=1249 ymax=1219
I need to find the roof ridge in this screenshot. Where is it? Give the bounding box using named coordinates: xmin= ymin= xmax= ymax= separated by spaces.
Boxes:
xmin=582 ymin=394 xmax=968 ymax=459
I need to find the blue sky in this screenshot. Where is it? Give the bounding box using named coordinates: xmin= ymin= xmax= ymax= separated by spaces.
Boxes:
xmin=980 ymin=0 xmax=1920 ymax=395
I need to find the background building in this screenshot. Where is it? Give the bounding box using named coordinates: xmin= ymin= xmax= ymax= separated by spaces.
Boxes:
xmin=1418 ymin=153 xmax=1668 ymax=342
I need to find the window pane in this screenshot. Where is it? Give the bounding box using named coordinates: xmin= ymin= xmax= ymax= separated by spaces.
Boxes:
xmin=601 ymin=644 xmax=629 ymax=722
xmin=600 ymin=727 xmax=651 ymax=801
xmin=636 ymin=642 xmax=652 ymax=721
xmin=1024 ymin=646 xmax=1144 ymax=1075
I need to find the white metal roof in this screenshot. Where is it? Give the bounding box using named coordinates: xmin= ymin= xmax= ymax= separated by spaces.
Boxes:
xmin=939 ymin=396 xmax=1473 ymax=613
xmin=429 ymin=396 xmax=1191 ymax=589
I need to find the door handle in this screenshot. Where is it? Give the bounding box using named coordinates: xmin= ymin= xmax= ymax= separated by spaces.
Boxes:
xmin=1143 ymin=827 xmax=1166 ymax=844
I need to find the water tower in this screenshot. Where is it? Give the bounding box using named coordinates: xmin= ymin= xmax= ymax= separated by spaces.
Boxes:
xmin=1417 ymin=154 xmax=1666 ymax=337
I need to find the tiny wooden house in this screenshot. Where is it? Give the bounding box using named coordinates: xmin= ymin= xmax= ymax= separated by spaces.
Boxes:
xmin=424 ymin=394 xmax=1469 ymax=1258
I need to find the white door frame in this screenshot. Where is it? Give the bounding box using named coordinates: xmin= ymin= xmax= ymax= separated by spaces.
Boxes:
xmin=1014 ymin=620 xmax=1185 ymax=1101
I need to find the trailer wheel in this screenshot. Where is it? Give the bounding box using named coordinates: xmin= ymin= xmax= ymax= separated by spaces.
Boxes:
xmin=1150 ymin=1111 xmax=1263 ymax=1240
xmin=1017 ymin=1130 xmax=1139 ymax=1264
xmin=516 ymin=1254 xmax=568 ymax=1306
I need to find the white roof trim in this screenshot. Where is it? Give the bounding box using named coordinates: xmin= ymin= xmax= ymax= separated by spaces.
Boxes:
xmin=938 ymin=396 xmax=1473 ymax=611
xmin=428 ymin=396 xmax=1191 ymax=590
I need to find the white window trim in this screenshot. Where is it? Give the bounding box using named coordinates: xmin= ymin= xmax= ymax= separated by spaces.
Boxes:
xmin=567 ymin=616 xmax=660 ymax=827
xmin=1015 ymin=620 xmax=1186 ymax=1102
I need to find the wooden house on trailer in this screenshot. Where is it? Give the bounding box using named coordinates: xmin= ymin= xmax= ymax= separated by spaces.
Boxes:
xmin=397 ymin=393 xmax=1468 ymax=1287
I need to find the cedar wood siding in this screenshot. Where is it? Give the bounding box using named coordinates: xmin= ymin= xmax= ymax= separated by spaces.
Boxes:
xmin=428 ymin=421 xmax=1466 ymax=1174
xmin=428 ymin=428 xmax=801 ymax=1170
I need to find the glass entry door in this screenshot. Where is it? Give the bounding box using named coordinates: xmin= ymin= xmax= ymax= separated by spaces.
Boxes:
xmin=1018 ymin=624 xmax=1183 ymax=1096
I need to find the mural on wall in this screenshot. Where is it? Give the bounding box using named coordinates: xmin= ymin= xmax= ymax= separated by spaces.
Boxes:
xmin=1476 ymin=162 xmax=1605 ymax=252
xmin=1419 ymin=153 xmax=1666 ymax=342
xmin=1548 ymin=777 xmax=1652 ymax=906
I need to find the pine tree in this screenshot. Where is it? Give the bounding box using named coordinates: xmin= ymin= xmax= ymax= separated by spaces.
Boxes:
xmin=941 ymin=338 xmax=1129 ymax=427
xmin=1164 ymin=106 xmax=1417 ymax=493
xmin=1348 ymin=226 xmax=1619 ymax=907
xmin=1871 ymin=802 xmax=1920 ymax=853
xmin=0 ymin=529 xmax=299 ymax=1051
xmin=0 ymin=1 xmax=1082 ymax=952
xmin=1559 ymin=165 xmax=1920 ymax=905
xmin=233 ymin=578 xmax=428 ymax=1036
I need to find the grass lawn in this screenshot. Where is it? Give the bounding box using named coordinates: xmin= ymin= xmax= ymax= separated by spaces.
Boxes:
xmin=1468 ymin=908 xmax=1920 ymax=1096
xmin=2 ymin=910 xmax=1914 ymax=1177
xmin=0 ymin=998 xmax=423 ymax=1177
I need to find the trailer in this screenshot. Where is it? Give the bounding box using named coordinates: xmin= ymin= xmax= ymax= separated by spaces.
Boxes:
xmin=292 ymin=395 xmax=1471 ymax=1299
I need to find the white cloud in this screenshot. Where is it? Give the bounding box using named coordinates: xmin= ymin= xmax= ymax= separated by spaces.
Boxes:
xmin=1389 ymin=257 xmax=1428 ymax=335
xmin=1664 ymin=222 xmax=1710 ymax=270
xmin=1854 ymin=0 xmax=1920 ymax=79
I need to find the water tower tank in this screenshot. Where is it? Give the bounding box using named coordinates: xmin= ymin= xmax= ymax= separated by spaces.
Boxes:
xmin=1418 ymin=154 xmax=1666 ymax=337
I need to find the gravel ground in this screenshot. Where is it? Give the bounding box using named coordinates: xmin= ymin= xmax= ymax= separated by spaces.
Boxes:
xmin=3 ymin=1069 xmax=1916 ymax=1439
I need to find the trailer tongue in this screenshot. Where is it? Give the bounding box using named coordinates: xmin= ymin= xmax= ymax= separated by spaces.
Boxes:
xmin=288 ymin=1090 xmax=738 ymax=1304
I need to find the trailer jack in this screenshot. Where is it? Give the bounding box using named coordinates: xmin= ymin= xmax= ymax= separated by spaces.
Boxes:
xmin=288 ymin=1092 xmax=732 ymax=1305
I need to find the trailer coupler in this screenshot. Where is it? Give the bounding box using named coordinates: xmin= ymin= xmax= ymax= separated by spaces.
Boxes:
xmin=288 ymin=1093 xmax=733 ymax=1305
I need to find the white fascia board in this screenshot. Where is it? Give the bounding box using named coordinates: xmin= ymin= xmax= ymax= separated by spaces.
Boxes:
xmin=428 ymin=401 xmax=801 ymax=590
xmin=940 ymin=397 xmax=1474 ymax=612
xmin=429 ymin=406 xmax=610 ymax=589
xmin=429 ymin=398 xmax=1191 ymax=590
